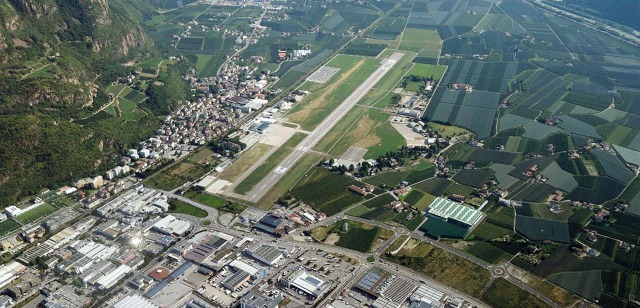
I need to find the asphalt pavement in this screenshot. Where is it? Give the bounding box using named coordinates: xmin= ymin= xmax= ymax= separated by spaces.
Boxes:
xmin=243 ymin=52 xmax=406 ymax=202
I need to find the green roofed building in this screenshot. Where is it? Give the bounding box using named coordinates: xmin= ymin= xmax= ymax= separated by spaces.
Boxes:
xmin=426 ymin=197 xmax=484 ymax=229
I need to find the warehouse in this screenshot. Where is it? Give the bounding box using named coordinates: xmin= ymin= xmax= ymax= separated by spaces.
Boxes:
xmin=285 ymin=271 xmax=330 ymax=299
xmin=152 ymin=215 xmax=192 ymax=236
xmin=114 ymin=294 xmax=157 ymax=308
xmin=246 ymin=244 xmax=283 ymax=266
xmin=222 ymin=271 xmax=251 ymax=291
xmin=95 ymin=264 xmax=132 ymax=290
xmin=0 ymin=262 xmax=26 ymax=289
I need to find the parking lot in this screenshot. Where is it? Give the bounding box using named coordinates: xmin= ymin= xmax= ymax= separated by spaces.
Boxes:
xmin=272 ymin=247 xmax=359 ymax=305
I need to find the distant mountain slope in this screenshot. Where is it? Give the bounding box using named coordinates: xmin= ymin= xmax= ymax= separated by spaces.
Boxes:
xmin=560 ymin=0 xmax=640 ymax=31
xmin=0 ymin=0 xmax=178 ymax=206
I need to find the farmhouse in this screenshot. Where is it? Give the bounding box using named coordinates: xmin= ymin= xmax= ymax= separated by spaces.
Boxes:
xmin=451 ymin=83 xmax=473 ymax=92
xmin=426 ymin=197 xmax=484 ymax=229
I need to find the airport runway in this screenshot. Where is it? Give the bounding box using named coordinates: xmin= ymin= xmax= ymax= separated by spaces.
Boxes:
xmin=245 ymin=51 xmax=405 ymax=202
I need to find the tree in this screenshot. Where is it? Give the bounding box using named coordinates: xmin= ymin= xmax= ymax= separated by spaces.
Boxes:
xmin=391 ymin=94 xmax=401 ymax=105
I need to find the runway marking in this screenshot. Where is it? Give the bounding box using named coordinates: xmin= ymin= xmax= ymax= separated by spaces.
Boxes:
xmin=244 ymin=52 xmax=406 ymax=202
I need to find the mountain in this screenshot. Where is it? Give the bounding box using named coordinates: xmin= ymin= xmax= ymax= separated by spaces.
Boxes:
xmin=0 ymin=0 xmax=180 ymax=206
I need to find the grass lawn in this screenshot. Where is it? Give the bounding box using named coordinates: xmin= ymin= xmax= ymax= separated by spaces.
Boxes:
xmin=398 ymin=28 xmax=441 ymax=57
xmin=186 ymin=147 xmax=215 ymax=164
xmin=219 ymin=143 xmax=274 ymax=182
xmin=16 ymin=203 xmax=58 ymax=224
xmin=168 ymin=199 xmax=208 ymax=218
xmin=383 ymin=238 xmax=491 ymax=297
xmin=234 ymin=133 xmax=307 ymax=194
xmin=258 ymin=152 xmax=324 ymax=210
xmin=413 ymin=193 xmax=437 ymax=210
xmin=427 ymin=122 xmax=472 ymax=138
xmin=117 ymin=97 xmax=137 ymax=113
xmin=364 ymin=170 xmax=411 ymax=188
xmin=313 ymin=106 xmax=367 ymax=153
xmin=287 ymin=55 xmax=381 ymax=130
xmin=184 ymin=190 xmax=246 ymax=214
xmin=406 ymin=63 xmax=447 ymax=80
xmin=0 ymin=220 xmax=21 ymax=237
xmin=144 ymin=161 xmax=210 ymax=191
xmin=328 ymin=106 xmax=404 ymax=159
xmin=481 ymin=278 xmax=548 ymax=308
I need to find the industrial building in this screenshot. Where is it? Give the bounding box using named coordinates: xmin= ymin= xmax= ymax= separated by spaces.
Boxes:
xmin=0 ymin=262 xmax=26 ymax=289
xmin=355 ymin=268 xmax=395 ymax=297
xmin=95 ymin=264 xmax=132 ymax=290
xmin=44 ymin=287 xmax=91 ymax=308
xmin=426 ymin=197 xmax=484 ymax=228
xmin=222 ymin=270 xmax=251 ymax=291
xmin=284 ymin=271 xmax=330 ymax=299
xmin=239 ymin=290 xmax=282 ymax=308
xmin=246 ymin=244 xmax=284 ymax=266
xmin=183 ymin=235 xmax=228 ymax=265
xmin=114 ymin=294 xmax=158 ymax=308
xmin=253 ymin=215 xmax=286 ymax=236
xmin=152 ymin=215 xmax=192 ymax=236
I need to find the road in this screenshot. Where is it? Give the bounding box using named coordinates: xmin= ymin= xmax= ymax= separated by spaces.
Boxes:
xmin=242 ymin=51 xmax=406 ymax=202
xmin=163 ymin=191 xmax=219 ymax=224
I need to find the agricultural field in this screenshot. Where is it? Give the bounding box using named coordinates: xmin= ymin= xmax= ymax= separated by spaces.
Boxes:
xmin=548 ymin=271 xmax=604 ymax=301
xmin=102 ymin=85 xmax=148 ymax=121
xmin=398 ymin=28 xmax=441 ymax=58
xmin=335 ymin=221 xmax=381 ymax=252
xmin=481 ymin=278 xmax=548 ymax=308
xmin=290 ymin=168 xmax=363 ymax=215
xmin=383 ymin=238 xmax=492 ymax=297
xmin=465 ymin=242 xmax=513 ymax=264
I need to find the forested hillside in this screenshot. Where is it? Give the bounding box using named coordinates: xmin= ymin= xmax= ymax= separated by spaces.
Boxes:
xmin=0 ymin=0 xmax=188 ymax=206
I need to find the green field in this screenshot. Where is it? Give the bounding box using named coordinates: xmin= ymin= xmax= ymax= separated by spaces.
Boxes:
xmin=184 ymin=190 xmax=246 ymax=214
xmin=287 ymin=55 xmax=380 ymax=131
xmin=548 ymin=270 xmax=603 ymax=301
xmin=219 ymin=143 xmax=274 ymax=182
xmin=406 ymin=63 xmax=447 ymax=80
xmin=383 ymin=238 xmax=491 ymax=297
xmin=466 ymin=242 xmax=513 ymax=263
xmin=16 ymin=203 xmax=58 ymax=224
xmin=144 ymin=161 xmax=210 ymax=191
xmin=234 ymin=132 xmax=307 ymax=194
xmin=0 ymin=220 xmax=21 ymax=237
xmin=398 ymin=28 xmax=441 ymax=57
xmin=327 ymin=108 xmax=404 ymax=159
xmin=364 ymin=170 xmax=411 ymax=188
xmin=481 ymin=278 xmax=548 ymax=308
xmin=168 ymin=199 xmax=208 ymax=218
xmin=336 ymin=225 xmax=380 ymax=252
xmin=291 ymin=167 xmax=363 ymax=215
xmin=468 ymin=222 xmax=514 ymax=241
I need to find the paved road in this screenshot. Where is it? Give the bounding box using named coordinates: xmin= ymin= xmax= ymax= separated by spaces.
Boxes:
xmin=241 ymin=52 xmax=406 ymax=202
xmin=164 ymin=191 xmax=219 ymax=223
